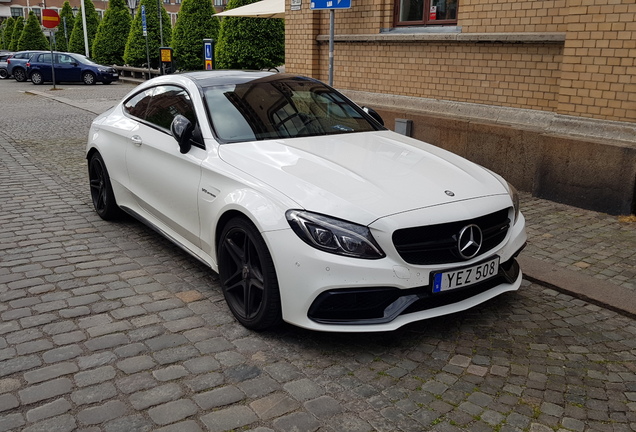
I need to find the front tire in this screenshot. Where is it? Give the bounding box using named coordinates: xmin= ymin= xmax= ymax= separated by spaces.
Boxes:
xmin=30 ymin=71 xmax=43 ymax=85
xmin=218 ymin=218 xmax=282 ymax=331
xmin=88 ymin=152 xmax=121 ymax=220
xmin=83 ymin=71 xmax=96 ymax=85
xmin=13 ymin=68 xmax=26 ymax=82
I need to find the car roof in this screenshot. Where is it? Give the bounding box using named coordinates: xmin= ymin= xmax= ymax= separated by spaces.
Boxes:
xmin=179 ymin=70 xmax=320 ymax=88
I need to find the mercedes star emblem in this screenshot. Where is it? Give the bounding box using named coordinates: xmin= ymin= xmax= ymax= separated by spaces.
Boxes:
xmin=457 ymin=224 xmax=483 ymax=259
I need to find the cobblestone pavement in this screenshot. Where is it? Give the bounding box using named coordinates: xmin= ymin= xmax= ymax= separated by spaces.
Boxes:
xmin=1 ymin=80 xmax=635 ymax=432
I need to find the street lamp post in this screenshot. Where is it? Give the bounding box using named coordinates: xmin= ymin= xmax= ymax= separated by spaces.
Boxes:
xmin=127 ymin=0 xmax=138 ymax=17
xmin=157 ymin=0 xmax=163 ymax=47
xmin=80 ymin=0 xmax=89 ymax=57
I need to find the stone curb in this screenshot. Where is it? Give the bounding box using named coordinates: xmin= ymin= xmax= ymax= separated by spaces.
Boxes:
xmin=519 ymin=255 xmax=636 ymax=320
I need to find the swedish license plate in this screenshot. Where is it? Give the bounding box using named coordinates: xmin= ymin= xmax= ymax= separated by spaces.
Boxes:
xmin=433 ymin=257 xmax=500 ymax=293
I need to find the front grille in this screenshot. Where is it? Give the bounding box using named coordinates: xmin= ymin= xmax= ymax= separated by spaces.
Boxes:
xmin=392 ymin=208 xmax=510 ymax=265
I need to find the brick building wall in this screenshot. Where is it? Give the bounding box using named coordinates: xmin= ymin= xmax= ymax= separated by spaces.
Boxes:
xmin=286 ymin=0 xmax=635 ymax=123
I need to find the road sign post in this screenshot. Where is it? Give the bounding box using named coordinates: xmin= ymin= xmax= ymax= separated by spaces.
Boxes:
xmin=142 ymin=6 xmax=151 ymax=79
xmin=42 ymin=10 xmax=61 ymax=90
xmin=310 ymin=0 xmax=351 ymax=86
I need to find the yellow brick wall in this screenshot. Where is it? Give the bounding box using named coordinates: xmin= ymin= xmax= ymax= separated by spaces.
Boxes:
xmin=459 ymin=0 xmax=568 ymax=33
xmin=556 ymin=0 xmax=636 ymax=120
xmin=317 ymin=42 xmax=563 ymax=112
xmin=286 ymin=0 xmax=636 ymax=123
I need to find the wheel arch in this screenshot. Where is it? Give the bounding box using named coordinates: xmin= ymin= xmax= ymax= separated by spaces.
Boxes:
xmin=214 ymin=209 xmax=257 ymax=257
xmin=86 ymin=146 xmax=100 ymax=162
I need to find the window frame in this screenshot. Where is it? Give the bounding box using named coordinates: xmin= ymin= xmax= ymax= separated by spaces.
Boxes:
xmin=394 ymin=0 xmax=458 ymax=27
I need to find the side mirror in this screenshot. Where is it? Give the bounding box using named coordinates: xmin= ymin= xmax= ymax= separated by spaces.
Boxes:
xmin=171 ymin=114 xmax=194 ymax=154
xmin=362 ymin=106 xmax=384 ymax=126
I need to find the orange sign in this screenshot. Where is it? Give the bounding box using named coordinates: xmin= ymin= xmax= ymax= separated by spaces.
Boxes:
xmin=42 ymin=9 xmax=60 ymax=29
xmin=160 ymin=49 xmax=172 ymax=62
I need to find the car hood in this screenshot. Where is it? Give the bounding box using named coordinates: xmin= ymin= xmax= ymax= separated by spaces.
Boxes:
xmin=218 ymin=130 xmax=509 ymax=225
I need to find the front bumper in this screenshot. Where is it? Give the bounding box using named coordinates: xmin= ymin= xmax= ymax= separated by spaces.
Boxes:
xmin=264 ymin=210 xmax=527 ymax=332
xmin=308 ymin=253 xmax=522 ymax=325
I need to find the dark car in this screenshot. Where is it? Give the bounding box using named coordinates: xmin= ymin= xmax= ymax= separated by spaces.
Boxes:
xmin=26 ymin=52 xmax=119 ymax=85
xmin=6 ymin=50 xmax=47 ymax=82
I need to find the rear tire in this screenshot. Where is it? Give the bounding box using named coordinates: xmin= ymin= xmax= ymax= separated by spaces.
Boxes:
xmin=88 ymin=152 xmax=121 ymax=220
xmin=0 ymin=68 xmax=8 ymax=79
xmin=13 ymin=68 xmax=26 ymax=82
xmin=30 ymin=71 xmax=43 ymax=85
xmin=218 ymin=217 xmax=282 ymax=331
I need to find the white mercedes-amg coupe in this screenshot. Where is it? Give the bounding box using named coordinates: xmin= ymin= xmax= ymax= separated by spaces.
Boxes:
xmin=86 ymin=71 xmax=526 ymax=332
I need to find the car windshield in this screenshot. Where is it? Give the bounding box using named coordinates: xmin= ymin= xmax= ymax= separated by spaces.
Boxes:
xmin=71 ymin=54 xmax=97 ymax=65
xmin=203 ymin=76 xmax=380 ymax=142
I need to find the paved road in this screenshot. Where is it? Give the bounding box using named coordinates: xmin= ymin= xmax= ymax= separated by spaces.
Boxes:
xmin=1 ymin=79 xmax=635 ymax=432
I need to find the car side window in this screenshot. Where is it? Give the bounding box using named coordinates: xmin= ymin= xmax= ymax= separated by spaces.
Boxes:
xmin=123 ymin=85 xmax=200 ymax=145
xmin=39 ymin=53 xmax=52 ymax=63
xmin=124 ymin=89 xmax=153 ymax=120
xmin=145 ymin=85 xmax=196 ymax=130
xmin=58 ymin=54 xmax=74 ymax=64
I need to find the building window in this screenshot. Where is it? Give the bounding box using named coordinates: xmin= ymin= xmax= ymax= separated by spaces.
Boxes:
xmin=31 ymin=7 xmax=42 ymax=21
xmin=11 ymin=7 xmax=24 ymax=18
xmin=214 ymin=0 xmax=224 ymax=6
xmin=395 ymin=0 xmax=458 ymax=26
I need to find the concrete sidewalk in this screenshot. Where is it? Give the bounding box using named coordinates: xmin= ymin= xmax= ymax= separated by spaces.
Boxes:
xmin=23 ymin=84 xmax=636 ymax=319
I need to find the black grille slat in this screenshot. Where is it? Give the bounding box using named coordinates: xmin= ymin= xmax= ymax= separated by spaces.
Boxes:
xmin=393 ymin=208 xmax=511 ymax=265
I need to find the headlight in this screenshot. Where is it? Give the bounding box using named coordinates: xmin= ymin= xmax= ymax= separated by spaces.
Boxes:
xmin=507 ymin=182 xmax=520 ymax=223
xmin=286 ymin=210 xmax=385 ymax=259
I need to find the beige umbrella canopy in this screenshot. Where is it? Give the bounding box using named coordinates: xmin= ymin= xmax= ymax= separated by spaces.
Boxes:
xmin=215 ymin=0 xmax=285 ymax=19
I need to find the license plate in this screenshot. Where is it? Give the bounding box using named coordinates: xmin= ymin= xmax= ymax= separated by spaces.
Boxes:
xmin=433 ymin=257 xmax=500 ymax=293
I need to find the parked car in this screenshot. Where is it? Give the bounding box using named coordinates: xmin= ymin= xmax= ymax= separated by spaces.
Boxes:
xmin=26 ymin=52 xmax=119 ymax=85
xmin=86 ymin=71 xmax=527 ymax=332
xmin=0 ymin=51 xmax=13 ymax=79
xmin=6 ymin=50 xmax=47 ymax=82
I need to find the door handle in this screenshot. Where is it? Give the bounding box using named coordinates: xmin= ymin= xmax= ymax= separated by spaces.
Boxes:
xmin=131 ymin=135 xmax=142 ymax=146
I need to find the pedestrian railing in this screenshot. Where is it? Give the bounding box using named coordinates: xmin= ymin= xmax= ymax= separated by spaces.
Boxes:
xmin=113 ymin=65 xmax=161 ymax=82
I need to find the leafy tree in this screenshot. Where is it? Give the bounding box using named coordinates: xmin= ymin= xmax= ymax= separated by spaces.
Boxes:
xmin=123 ymin=0 xmax=172 ymax=67
xmin=215 ymin=0 xmax=284 ymax=70
xmin=171 ymin=0 xmax=219 ymax=71
xmin=92 ymin=0 xmax=132 ymax=65
xmin=1 ymin=17 xmax=15 ymax=50
xmin=17 ymin=12 xmax=49 ymax=51
xmin=0 ymin=17 xmax=10 ymax=49
xmin=68 ymin=0 xmax=100 ymax=56
xmin=9 ymin=16 xmax=24 ymax=52
xmin=56 ymin=2 xmax=76 ymax=52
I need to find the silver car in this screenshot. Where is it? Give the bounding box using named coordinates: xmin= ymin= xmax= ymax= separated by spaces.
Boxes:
xmin=0 ymin=51 xmax=13 ymax=79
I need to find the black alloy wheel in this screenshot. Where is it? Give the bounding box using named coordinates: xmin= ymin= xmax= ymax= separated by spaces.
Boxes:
xmin=13 ymin=68 xmax=26 ymax=82
xmin=0 ymin=68 xmax=8 ymax=79
xmin=88 ymin=153 xmax=121 ymax=220
xmin=218 ymin=218 xmax=282 ymax=331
